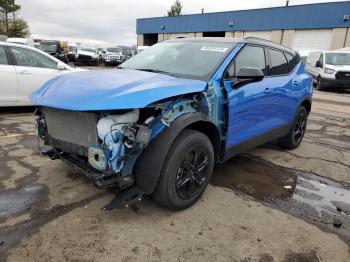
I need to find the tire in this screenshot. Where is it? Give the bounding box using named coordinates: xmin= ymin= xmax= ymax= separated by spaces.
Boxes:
xmin=316 ymin=76 xmax=325 ymax=91
xmin=152 ymin=129 xmax=214 ymax=210
xmin=279 ymin=107 xmax=308 ymax=150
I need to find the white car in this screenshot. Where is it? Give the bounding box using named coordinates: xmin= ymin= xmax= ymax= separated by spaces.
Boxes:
xmin=6 ymin=37 xmax=34 ymax=47
xmin=0 ymin=42 xmax=82 ymax=107
xmin=305 ymin=50 xmax=350 ymax=91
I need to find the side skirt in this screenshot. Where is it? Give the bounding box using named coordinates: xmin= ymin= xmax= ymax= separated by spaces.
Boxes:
xmin=221 ymin=124 xmax=291 ymax=162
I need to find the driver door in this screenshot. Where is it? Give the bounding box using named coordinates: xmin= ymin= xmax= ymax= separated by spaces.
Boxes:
xmin=223 ymin=45 xmax=274 ymax=150
xmin=9 ymin=46 xmax=65 ymax=105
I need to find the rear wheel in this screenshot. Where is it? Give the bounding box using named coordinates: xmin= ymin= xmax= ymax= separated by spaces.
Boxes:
xmin=152 ymin=129 xmax=214 ymax=210
xmin=279 ymin=107 xmax=308 ymax=150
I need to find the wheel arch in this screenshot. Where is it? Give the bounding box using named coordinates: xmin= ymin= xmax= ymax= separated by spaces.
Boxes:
xmin=134 ymin=112 xmax=221 ymax=195
xmin=300 ymin=98 xmax=312 ymax=115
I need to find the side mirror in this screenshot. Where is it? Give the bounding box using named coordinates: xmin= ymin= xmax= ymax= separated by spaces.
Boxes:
xmin=232 ymin=67 xmax=264 ymax=88
xmin=315 ymin=60 xmax=322 ymax=68
xmin=57 ymin=63 xmax=66 ymax=70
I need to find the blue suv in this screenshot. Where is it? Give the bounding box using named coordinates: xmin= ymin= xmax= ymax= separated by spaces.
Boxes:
xmin=31 ymin=37 xmax=312 ymax=210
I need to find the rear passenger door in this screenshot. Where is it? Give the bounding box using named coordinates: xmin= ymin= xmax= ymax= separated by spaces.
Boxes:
xmin=0 ymin=45 xmax=19 ymax=105
xmin=263 ymin=48 xmax=300 ymax=125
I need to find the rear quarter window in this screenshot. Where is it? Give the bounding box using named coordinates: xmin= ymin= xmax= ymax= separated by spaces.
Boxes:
xmin=268 ymin=49 xmax=289 ymax=75
xmin=285 ymin=52 xmax=300 ymax=72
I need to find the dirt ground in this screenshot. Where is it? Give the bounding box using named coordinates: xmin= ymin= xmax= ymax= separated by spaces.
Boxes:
xmin=0 ymin=89 xmax=350 ymax=262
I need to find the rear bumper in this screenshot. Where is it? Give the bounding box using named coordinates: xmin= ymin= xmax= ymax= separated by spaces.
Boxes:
xmin=320 ymin=77 xmax=350 ymax=89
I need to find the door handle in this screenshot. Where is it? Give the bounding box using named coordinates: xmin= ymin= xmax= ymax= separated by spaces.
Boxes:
xmin=19 ymin=70 xmax=31 ymax=75
xmin=264 ymin=87 xmax=271 ymax=94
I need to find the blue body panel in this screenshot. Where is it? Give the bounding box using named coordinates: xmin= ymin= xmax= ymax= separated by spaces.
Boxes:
xmin=30 ymin=69 xmax=207 ymax=111
xmin=207 ymin=43 xmax=312 ymax=149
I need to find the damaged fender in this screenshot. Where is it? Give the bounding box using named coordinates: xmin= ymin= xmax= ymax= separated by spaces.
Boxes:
xmin=134 ymin=112 xmax=219 ymax=195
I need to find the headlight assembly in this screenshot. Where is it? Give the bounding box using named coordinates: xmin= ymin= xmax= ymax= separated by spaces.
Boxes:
xmin=324 ymin=68 xmax=335 ymax=74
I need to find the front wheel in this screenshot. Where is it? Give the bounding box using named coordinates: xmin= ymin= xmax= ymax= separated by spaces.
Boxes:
xmin=279 ymin=107 xmax=308 ymax=150
xmin=316 ymin=77 xmax=325 ymax=91
xmin=152 ymin=129 xmax=214 ymax=210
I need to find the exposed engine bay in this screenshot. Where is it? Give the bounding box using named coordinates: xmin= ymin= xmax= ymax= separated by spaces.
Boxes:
xmin=35 ymin=93 xmax=218 ymax=209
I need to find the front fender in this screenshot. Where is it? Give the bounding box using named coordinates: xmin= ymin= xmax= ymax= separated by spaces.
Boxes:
xmin=134 ymin=112 xmax=209 ymax=194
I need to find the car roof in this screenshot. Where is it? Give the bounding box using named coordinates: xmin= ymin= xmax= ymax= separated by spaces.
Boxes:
xmin=0 ymin=41 xmax=30 ymax=48
xmin=168 ymin=37 xmax=296 ymax=55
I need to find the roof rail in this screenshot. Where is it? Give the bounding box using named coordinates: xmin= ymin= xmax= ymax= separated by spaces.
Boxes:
xmin=242 ymin=36 xmax=295 ymax=53
xmin=243 ymin=37 xmax=278 ymax=45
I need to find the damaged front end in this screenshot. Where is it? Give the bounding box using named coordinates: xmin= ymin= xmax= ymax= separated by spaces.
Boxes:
xmin=36 ymin=97 xmax=200 ymax=209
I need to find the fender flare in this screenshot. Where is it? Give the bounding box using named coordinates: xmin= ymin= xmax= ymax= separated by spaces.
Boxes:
xmin=134 ymin=112 xmax=210 ymax=195
xmin=298 ymin=96 xmax=312 ymax=114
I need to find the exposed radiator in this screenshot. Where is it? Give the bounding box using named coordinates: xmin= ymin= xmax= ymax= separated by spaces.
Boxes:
xmin=43 ymin=108 xmax=99 ymax=155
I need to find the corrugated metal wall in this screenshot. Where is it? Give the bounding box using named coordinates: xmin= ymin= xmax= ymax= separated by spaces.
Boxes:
xmin=137 ymin=2 xmax=350 ymax=34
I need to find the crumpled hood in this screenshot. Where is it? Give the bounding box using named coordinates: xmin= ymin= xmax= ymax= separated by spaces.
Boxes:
xmin=30 ymin=69 xmax=207 ymax=111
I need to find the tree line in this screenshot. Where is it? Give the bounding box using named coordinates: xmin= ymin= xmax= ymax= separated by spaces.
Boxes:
xmin=0 ymin=0 xmax=29 ymax=38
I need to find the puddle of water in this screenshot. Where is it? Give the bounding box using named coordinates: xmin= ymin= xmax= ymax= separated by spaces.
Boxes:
xmin=0 ymin=184 xmax=45 ymax=219
xmin=211 ymin=155 xmax=350 ymax=241
xmin=211 ymin=156 xmax=297 ymax=201
xmin=294 ymin=176 xmax=350 ymax=225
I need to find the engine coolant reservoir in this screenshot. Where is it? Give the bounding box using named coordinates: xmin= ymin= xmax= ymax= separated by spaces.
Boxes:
xmin=97 ymin=109 xmax=139 ymax=140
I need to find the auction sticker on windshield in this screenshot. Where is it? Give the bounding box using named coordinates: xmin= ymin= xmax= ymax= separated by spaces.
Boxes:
xmin=200 ymin=46 xmax=228 ymax=52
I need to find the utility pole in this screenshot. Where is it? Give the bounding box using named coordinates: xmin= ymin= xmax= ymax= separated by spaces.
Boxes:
xmin=286 ymin=0 xmax=289 ymax=7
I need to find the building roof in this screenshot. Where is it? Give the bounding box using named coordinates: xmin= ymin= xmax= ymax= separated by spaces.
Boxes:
xmin=137 ymin=1 xmax=350 ymax=34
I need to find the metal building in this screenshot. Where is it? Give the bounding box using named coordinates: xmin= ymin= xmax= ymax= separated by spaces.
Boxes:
xmin=136 ymin=1 xmax=350 ymax=51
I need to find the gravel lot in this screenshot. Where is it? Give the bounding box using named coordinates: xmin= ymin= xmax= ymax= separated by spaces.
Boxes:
xmin=0 ymin=89 xmax=350 ymax=262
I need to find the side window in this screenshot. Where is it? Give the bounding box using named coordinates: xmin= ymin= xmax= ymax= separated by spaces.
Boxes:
xmin=10 ymin=46 xmax=57 ymax=69
xmin=285 ymin=52 xmax=299 ymax=72
xmin=268 ymin=49 xmax=289 ymax=75
xmin=226 ymin=45 xmax=266 ymax=79
xmin=0 ymin=46 xmax=9 ymax=65
xmin=319 ymin=53 xmax=324 ymax=68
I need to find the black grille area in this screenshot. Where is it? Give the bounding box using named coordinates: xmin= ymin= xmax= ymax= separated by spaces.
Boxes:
xmin=78 ymin=54 xmax=92 ymax=59
xmin=43 ymin=108 xmax=99 ymax=156
xmin=336 ymin=71 xmax=350 ymax=81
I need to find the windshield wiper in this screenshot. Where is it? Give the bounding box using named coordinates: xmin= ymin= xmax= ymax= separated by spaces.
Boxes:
xmin=135 ymin=68 xmax=176 ymax=77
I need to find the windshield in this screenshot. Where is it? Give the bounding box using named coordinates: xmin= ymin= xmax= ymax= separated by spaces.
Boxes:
xmin=325 ymin=53 xmax=350 ymax=66
xmin=107 ymin=48 xmax=120 ymax=53
xmin=81 ymin=47 xmax=96 ymax=53
xmin=120 ymin=41 xmax=233 ymax=79
xmin=39 ymin=43 xmax=57 ymax=53
xmin=121 ymin=48 xmax=131 ymax=56
xmin=68 ymin=46 xmax=76 ymax=52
